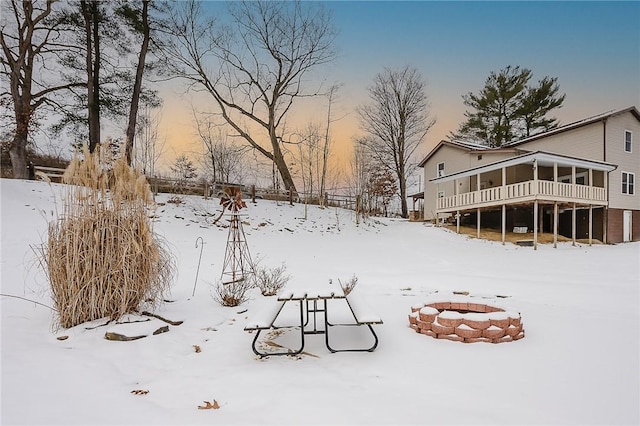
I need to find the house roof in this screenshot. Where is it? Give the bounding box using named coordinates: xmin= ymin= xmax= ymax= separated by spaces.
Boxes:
xmin=429 ymin=150 xmax=617 ymax=183
xmin=417 ymin=139 xmax=519 ymax=167
xmin=419 ymin=106 xmax=640 ymax=168
xmin=503 ymin=106 xmax=640 ymax=148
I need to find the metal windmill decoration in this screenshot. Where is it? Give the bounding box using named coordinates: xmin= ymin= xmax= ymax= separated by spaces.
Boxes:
xmin=219 ymin=187 xmax=255 ymax=285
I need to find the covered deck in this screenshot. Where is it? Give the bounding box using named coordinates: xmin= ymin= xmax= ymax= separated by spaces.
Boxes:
xmin=431 ymin=151 xmax=617 ymax=248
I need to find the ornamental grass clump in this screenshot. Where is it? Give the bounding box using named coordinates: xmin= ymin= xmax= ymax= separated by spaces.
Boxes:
xmin=43 ymin=147 xmax=174 ymax=329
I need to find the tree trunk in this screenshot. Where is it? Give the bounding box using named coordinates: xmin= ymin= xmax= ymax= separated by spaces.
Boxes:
xmin=9 ymin=132 xmax=28 ymax=179
xmin=271 ymin=136 xmax=297 ymax=196
xmin=399 ymin=176 xmax=408 ymax=218
xmin=9 ymin=92 xmax=31 ymax=179
xmin=125 ymin=0 xmax=150 ymax=166
xmin=82 ymin=0 xmax=100 ymax=153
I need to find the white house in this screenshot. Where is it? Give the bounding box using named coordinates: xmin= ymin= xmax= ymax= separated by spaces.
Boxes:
xmin=414 ymin=106 xmax=640 ymax=245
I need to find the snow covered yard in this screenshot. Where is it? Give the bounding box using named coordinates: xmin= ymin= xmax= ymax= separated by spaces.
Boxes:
xmin=1 ymin=178 xmax=638 ymax=425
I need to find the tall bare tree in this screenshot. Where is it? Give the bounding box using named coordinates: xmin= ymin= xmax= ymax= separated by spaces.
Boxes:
xmin=319 ymin=84 xmax=342 ymax=205
xmin=358 ymin=66 xmax=435 ymax=218
xmin=294 ymin=122 xmax=321 ymax=203
xmin=160 ymin=0 xmax=336 ymax=195
xmin=0 ymin=0 xmax=84 ymax=178
xmin=133 ymin=104 xmax=165 ymax=175
xmin=119 ymin=0 xmax=152 ymax=165
xmin=78 ymin=0 xmax=101 ymax=152
xmin=193 ymin=112 xmax=247 ymax=185
xmin=349 ymin=137 xmax=373 ymax=222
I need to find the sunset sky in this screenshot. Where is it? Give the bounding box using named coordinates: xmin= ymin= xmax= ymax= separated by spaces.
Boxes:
xmin=157 ymin=1 xmax=640 ymax=175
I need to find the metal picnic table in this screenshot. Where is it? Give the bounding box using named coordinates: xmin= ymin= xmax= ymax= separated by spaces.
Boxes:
xmin=244 ymin=289 xmax=383 ymax=357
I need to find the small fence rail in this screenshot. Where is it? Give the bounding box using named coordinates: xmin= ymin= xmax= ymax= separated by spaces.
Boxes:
xmin=28 ymin=166 xmax=360 ymax=212
xmin=33 ymin=165 xmax=65 ymax=182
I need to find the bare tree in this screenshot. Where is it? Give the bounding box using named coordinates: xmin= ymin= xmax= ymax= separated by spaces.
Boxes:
xmin=295 ymin=122 xmax=322 ymax=206
xmin=78 ymin=0 xmax=102 ymax=152
xmin=160 ymin=0 xmax=336 ymax=196
xmin=358 ymin=66 xmax=435 ymax=218
xmin=349 ymin=137 xmax=373 ymax=222
xmin=170 ymin=154 xmax=197 ymax=193
xmin=193 ymin=112 xmax=247 ymax=185
xmin=0 ymin=0 xmax=84 ymax=178
xmin=319 ymin=83 xmax=342 ymax=206
xmin=133 ymin=104 xmax=165 ymax=176
xmin=120 ymin=0 xmax=152 ymax=165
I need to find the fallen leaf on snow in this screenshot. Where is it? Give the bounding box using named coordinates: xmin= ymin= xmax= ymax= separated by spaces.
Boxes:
xmin=198 ymin=400 xmax=220 ymax=410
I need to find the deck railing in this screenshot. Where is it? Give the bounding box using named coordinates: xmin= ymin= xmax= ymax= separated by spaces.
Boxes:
xmin=437 ymin=180 xmax=607 ymax=211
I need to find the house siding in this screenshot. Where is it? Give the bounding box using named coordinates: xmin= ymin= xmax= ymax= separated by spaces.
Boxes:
xmin=605 ymin=114 xmax=640 ymax=211
xmin=423 ymin=145 xmax=469 ymax=220
xmin=516 ymin=123 xmax=605 ymax=161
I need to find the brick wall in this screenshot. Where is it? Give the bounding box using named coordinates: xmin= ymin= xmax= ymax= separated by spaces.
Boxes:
xmin=607 ymin=208 xmax=640 ymax=243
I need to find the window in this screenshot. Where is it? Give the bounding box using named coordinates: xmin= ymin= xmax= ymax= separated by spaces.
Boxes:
xmin=437 ymin=162 xmax=445 ymax=177
xmin=624 ymin=130 xmax=632 ymax=153
xmin=437 ymin=191 xmax=445 ymax=198
xmin=622 ymin=172 xmax=635 ymax=195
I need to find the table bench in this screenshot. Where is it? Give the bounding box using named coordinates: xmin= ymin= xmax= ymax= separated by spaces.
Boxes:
xmin=325 ymin=292 xmax=383 ymax=353
xmin=244 ymin=299 xmax=305 ymax=357
xmin=243 ymin=290 xmax=382 ymax=357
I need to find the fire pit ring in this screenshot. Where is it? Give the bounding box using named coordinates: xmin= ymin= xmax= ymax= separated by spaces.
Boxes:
xmin=408 ymin=297 xmax=524 ymax=343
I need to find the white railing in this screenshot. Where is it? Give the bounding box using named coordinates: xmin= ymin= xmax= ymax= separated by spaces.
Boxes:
xmin=437 ymin=180 xmax=607 ymax=210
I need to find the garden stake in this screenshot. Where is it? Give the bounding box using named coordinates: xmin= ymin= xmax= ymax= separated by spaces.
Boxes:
xmin=193 ymin=237 xmax=204 ymax=296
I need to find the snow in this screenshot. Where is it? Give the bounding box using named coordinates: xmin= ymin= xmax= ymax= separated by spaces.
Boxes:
xmin=1 ymin=178 xmax=639 ymax=425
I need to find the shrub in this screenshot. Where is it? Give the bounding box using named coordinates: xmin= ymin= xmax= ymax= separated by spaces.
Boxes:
xmin=254 ymin=263 xmax=290 ymax=296
xmin=40 ymin=147 xmax=175 ymax=328
xmin=212 ymin=278 xmax=253 ymax=307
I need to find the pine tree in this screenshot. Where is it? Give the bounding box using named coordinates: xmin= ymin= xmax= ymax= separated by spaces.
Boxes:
xmin=517 ymin=76 xmax=566 ymax=137
xmin=453 ymin=65 xmax=565 ymax=147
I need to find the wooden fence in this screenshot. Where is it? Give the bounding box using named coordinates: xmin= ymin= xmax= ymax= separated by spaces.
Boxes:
xmin=30 ymin=166 xmax=359 ymax=211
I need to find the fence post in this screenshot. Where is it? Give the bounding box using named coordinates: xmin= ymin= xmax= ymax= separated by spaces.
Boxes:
xmin=251 ymin=185 xmax=256 ymax=203
xmin=289 ymin=190 xmax=293 ymax=206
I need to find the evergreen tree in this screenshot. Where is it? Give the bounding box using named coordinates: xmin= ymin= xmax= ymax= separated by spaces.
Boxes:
xmin=453 ymin=65 xmax=565 ymax=147
xmin=517 ymin=76 xmax=566 ymax=137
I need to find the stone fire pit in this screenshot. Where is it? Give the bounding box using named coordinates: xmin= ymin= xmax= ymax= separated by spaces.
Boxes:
xmin=409 ymin=296 xmax=524 ymax=343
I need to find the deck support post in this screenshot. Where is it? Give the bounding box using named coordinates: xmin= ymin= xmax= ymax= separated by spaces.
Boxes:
xmin=456 ymin=210 xmax=460 ymax=234
xmin=589 ymin=205 xmax=593 ymax=246
xmin=476 ymin=173 xmax=481 ymax=239
xmin=501 ymin=204 xmax=506 ymax=245
xmin=534 ymin=200 xmax=538 ymax=250
xmin=572 ymin=203 xmax=577 ymax=246
xmin=553 ymin=202 xmax=558 ymax=248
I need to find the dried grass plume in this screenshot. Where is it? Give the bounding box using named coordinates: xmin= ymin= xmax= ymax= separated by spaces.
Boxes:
xmin=41 ymin=146 xmax=174 ymax=328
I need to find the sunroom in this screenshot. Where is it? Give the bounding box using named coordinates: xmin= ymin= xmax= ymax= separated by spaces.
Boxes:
xmin=431 ymin=151 xmax=617 ymax=248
